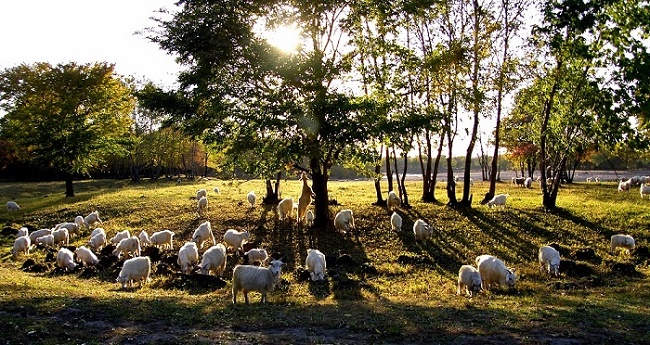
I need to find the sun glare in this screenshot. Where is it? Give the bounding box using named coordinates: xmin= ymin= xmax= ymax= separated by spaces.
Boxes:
xmin=264 ymin=24 xmax=302 ymax=53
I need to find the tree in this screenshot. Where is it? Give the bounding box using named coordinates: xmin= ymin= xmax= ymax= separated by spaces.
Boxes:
xmin=0 ymin=62 xmax=134 ymax=196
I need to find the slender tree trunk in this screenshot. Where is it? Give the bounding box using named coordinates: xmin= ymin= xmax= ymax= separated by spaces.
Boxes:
xmin=392 ymin=145 xmax=402 ymax=200
xmin=65 ymin=173 xmax=74 ymax=197
xmin=373 ymin=147 xmax=386 ymax=206
xmin=310 ymin=157 xmax=330 ymax=228
xmin=400 ymin=153 xmax=410 ymax=207
xmin=385 ymin=145 xmax=393 ymax=192
xmin=263 ymin=172 xmax=281 ymax=204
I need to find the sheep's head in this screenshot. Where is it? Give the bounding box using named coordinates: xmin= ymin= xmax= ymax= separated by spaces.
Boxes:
xmin=469 ymin=280 xmax=482 ymax=297
xmin=549 ymin=263 xmax=560 ymax=277
xmin=268 ymin=259 xmax=285 ymax=276
xmin=505 ymin=268 xmax=517 ymax=288
xmin=310 ymin=271 xmax=324 ymax=281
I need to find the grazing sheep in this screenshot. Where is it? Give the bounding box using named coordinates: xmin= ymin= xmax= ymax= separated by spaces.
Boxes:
xmin=29 ymin=229 xmax=52 ymax=244
xmin=196 ymin=188 xmax=207 ymax=200
xmin=6 ymin=201 xmax=20 ymax=212
xmin=640 ymin=184 xmax=650 ymax=199
xmin=538 ymin=246 xmax=561 ymax=277
xmin=277 ymin=197 xmax=294 ymax=221
xmin=223 ymin=229 xmax=250 ymax=253
xmin=611 ymin=234 xmax=635 ymax=255
xmin=117 ymin=256 xmax=151 ymax=289
xmin=75 ymin=246 xmax=99 ymax=266
xmin=12 ymin=236 xmax=31 ymax=257
xmin=305 ymin=249 xmax=326 ymax=281
xmin=232 ymin=259 xmax=285 ymax=304
xmin=390 ymin=212 xmax=402 ymax=232
xmin=457 ymin=265 xmax=482 ymax=297
xmin=247 ymin=191 xmax=256 ymax=208
xmin=90 ymin=227 xmax=105 ymax=239
xmin=306 ymin=210 xmax=315 ymax=227
xmin=192 ymin=221 xmax=215 ymax=249
xmin=54 ymin=222 xmax=79 ymax=238
xmin=84 ymin=211 xmax=103 ymax=228
xmin=297 ymin=173 xmax=314 ymax=224
xmin=334 ymin=209 xmax=355 ymax=234
xmin=178 ymin=242 xmax=199 ymax=275
xmin=475 ymin=254 xmax=516 ymax=290
xmin=244 ymin=248 xmax=269 ymax=266
xmin=35 ymin=234 xmax=55 ymax=247
xmin=618 ymin=180 xmax=631 ymax=192
xmin=197 ymin=195 xmax=208 ymax=216
xmin=51 ymin=228 xmax=70 ymax=246
xmin=524 ymin=177 xmax=532 ymax=188
xmin=113 ymin=236 xmax=141 ymax=259
xmin=150 ymin=230 xmax=175 ymax=250
xmin=139 ymin=230 xmax=151 ymax=247
xmin=88 ymin=231 xmax=107 ymax=251
xmin=387 ymin=191 xmax=401 ymax=210
xmin=512 ymin=177 xmax=525 ymax=187
xmin=17 ymin=227 xmax=28 ymax=237
xmin=413 ymin=219 xmax=433 ymax=242
xmin=486 ymin=193 xmax=509 ymax=210
xmin=110 ymin=230 xmax=131 ymax=245
xmin=200 ymin=244 xmax=227 ymax=277
xmin=56 ymin=247 xmax=77 ymax=272
xmin=75 ymin=215 xmax=86 ymax=230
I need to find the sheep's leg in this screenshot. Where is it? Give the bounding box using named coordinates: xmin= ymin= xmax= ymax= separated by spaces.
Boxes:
xmin=243 ymin=291 xmax=249 ymax=304
xmin=456 ymin=282 xmax=463 ymax=295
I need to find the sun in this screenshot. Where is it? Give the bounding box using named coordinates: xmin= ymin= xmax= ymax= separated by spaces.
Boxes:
xmin=263 ymin=24 xmax=302 ymax=53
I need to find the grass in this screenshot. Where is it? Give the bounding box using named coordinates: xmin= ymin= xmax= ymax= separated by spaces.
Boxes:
xmin=0 ymin=177 xmax=649 ymax=344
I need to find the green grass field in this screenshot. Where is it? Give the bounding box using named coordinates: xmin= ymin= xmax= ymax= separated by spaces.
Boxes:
xmin=0 ymin=178 xmax=649 ymax=344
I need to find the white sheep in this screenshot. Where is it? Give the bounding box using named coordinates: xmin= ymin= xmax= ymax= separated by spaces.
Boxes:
xmin=196 ymin=188 xmax=207 ymax=200
xmin=84 ymin=211 xmax=103 ymax=228
xmin=56 ymin=247 xmax=77 ymax=272
xmin=200 ymin=244 xmax=227 ymax=277
xmin=138 ymin=230 xmax=151 ymax=247
xmin=223 ymin=229 xmax=250 ymax=253
xmin=297 ymin=173 xmax=314 ymax=224
xmin=150 ymin=229 xmax=175 ymax=250
xmin=75 ymin=215 xmax=86 ymax=230
xmin=192 ymin=221 xmax=215 ymax=249
xmin=88 ymin=231 xmax=107 ymax=251
xmin=53 ymin=222 xmax=79 ymax=238
xmin=117 ymin=256 xmax=151 ymax=289
xmin=640 ymin=184 xmax=650 ymax=199
xmin=75 ymin=246 xmax=99 ymax=266
xmin=29 ymin=229 xmax=52 ymax=244
xmin=618 ymin=180 xmax=631 ymax=192
xmin=197 ymin=195 xmax=208 ymax=216
xmin=277 ymin=197 xmax=294 ymax=221
xmin=486 ymin=193 xmax=509 ymax=210
xmin=232 ymin=259 xmax=285 ymax=304
xmin=387 ymin=191 xmax=401 ymax=210
xmin=35 ymin=234 xmax=55 ymax=247
xmin=475 ymin=254 xmax=516 ymax=290
xmin=6 ymin=201 xmax=21 ymax=212
xmin=306 ymin=210 xmax=315 ymax=227
xmin=12 ymin=236 xmax=31 ymax=257
xmin=247 ymin=191 xmax=256 ymax=208
xmin=51 ymin=228 xmax=70 ymax=246
xmin=178 ymin=241 xmax=199 ymax=275
xmin=113 ymin=236 xmax=141 ymax=259
xmin=524 ymin=177 xmax=532 ymax=188
xmin=390 ymin=212 xmax=402 ymax=232
xmin=110 ymin=230 xmax=131 ymax=245
xmin=90 ymin=227 xmax=106 ymax=239
xmin=611 ymin=234 xmax=635 ymax=255
xmin=334 ymin=209 xmax=355 ymax=233
xmin=457 ymin=265 xmax=482 ymax=297
xmin=305 ymin=248 xmax=326 ymax=281
xmin=17 ymin=227 xmax=28 ymax=237
xmin=538 ymin=246 xmax=561 ymax=277
xmin=244 ymin=248 xmax=269 ymax=265
xmin=413 ymin=219 xmax=433 ymax=242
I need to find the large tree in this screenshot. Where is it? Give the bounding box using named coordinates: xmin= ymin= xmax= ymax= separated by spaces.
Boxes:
xmin=0 ymin=62 xmax=134 ymax=196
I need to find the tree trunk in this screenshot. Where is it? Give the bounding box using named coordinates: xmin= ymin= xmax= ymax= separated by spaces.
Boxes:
xmin=263 ymin=172 xmax=282 ymax=205
xmin=65 ymin=174 xmax=74 ymax=197
xmin=385 ymin=145 xmax=393 ymax=192
xmin=373 ymin=148 xmax=386 ymax=206
xmin=400 ymin=152 xmax=410 ymax=207
xmin=310 ymin=157 xmax=330 ymax=228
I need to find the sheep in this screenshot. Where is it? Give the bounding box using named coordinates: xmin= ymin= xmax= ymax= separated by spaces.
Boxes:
xmin=192 ymin=221 xmax=215 ymax=249
xmin=56 ymin=247 xmax=77 ymax=272
xmin=244 ymin=248 xmax=269 ymax=266
xmin=113 ymin=236 xmax=141 ymax=259
xmin=387 ymin=191 xmax=401 ymax=210
xmin=390 ymin=212 xmax=402 ymax=232
xmin=334 ymin=209 xmax=355 ymax=234
xmin=6 ymin=201 xmax=21 ymax=212
xmin=35 ymin=234 xmax=55 ymax=247
xmin=117 ymin=256 xmax=151 ymax=289
xmin=305 ymin=248 xmax=326 ymax=281
xmin=306 ymin=210 xmax=315 ymax=227
xmin=640 ymin=184 xmax=650 ymax=199
xmin=297 ymin=172 xmax=314 ymax=224
xmin=247 ymin=191 xmax=256 ymax=208
xmin=84 ymin=211 xmax=103 ymax=228
xmin=200 ymin=244 xmax=227 ymax=277
xmin=53 ymin=222 xmax=79 ymax=238
xmin=457 ymin=265 xmax=482 ymax=297
xmin=75 ymin=215 xmax=86 ymax=230
xmin=17 ymin=227 xmax=28 ymax=237
xmin=178 ymin=241 xmax=199 ymax=275
xmin=75 ymin=246 xmax=99 ymax=267
xmin=51 ymin=228 xmax=70 ymax=246
xmin=486 ymin=193 xmax=509 ymax=210
xmin=12 ymin=236 xmax=31 ymax=257
xmin=213 ymin=187 xmax=220 ymax=194
xmin=618 ymin=180 xmax=631 ymax=192
xmin=88 ymin=231 xmax=107 ymax=251
xmin=110 ymin=230 xmax=131 ymax=245
xmin=595 ymin=176 xmax=602 ymax=184
xmin=277 ymin=197 xmax=294 ymax=221
xmin=29 ymin=229 xmax=52 ymax=244
xmin=586 ymin=177 xmax=593 ymax=183
xmin=150 ymin=230 xmax=175 ymax=250
xmin=475 ymin=254 xmax=516 ymax=290
xmin=197 ymin=195 xmax=208 ymax=216
xmin=90 ymin=227 xmax=106 ymax=239
xmin=611 ymin=234 xmax=635 ymax=255
xmin=232 ymin=259 xmax=285 ymax=304
xmin=196 ymin=188 xmax=207 ymax=200
xmin=512 ymin=177 xmax=525 ymax=187
xmin=524 ymin=177 xmax=532 ymax=188
xmin=413 ymin=219 xmax=433 ymax=242
xmin=538 ymin=246 xmax=561 ymax=277
xmin=223 ymin=229 xmax=250 ymax=253
xmin=139 ymin=230 xmax=151 ymax=247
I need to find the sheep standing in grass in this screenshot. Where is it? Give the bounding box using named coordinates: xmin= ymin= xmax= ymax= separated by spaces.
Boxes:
xmin=113 ymin=236 xmax=141 ymax=259
xmin=524 ymin=177 xmax=532 ymax=188
xmin=611 ymin=234 xmax=635 ymax=255
xmin=197 ymin=196 xmax=208 ymax=216
xmin=387 ymin=191 xmax=401 ymax=211
xmin=247 ymin=191 xmax=256 ymax=208
xmin=56 ymin=247 xmax=77 ymax=272
xmin=306 ymin=210 xmax=315 ymax=227
xmin=486 ymin=194 xmax=509 ymax=210
xmin=88 ymin=231 xmax=107 ymax=251
xmin=413 ymin=219 xmax=433 ymax=242
xmin=334 ymin=209 xmax=355 ymax=234
xmin=29 ymin=229 xmax=52 ymax=244
xmin=139 ymin=230 xmax=151 ymax=247
xmin=196 ymin=188 xmax=207 ymax=200
xmin=150 ymin=230 xmax=175 ymax=250
xmin=297 ymin=173 xmax=314 ymax=224
xmin=200 ymin=244 xmax=227 ymax=277
xmin=117 ymin=256 xmax=151 ymax=289
xmin=35 ymin=234 xmax=55 ymax=247
xmin=475 ymin=254 xmax=516 ymax=290
xmin=90 ymin=227 xmax=105 ymax=238
xmin=54 ymin=222 xmax=79 ymax=238
xmin=12 ymin=236 xmax=31 ymax=257
xmin=51 ymin=228 xmax=70 ymax=246
xmin=457 ymin=265 xmax=482 ymax=297
xmin=305 ymin=249 xmax=326 ymax=281
xmin=84 ymin=211 xmax=103 ymax=228
xmin=75 ymin=246 xmax=99 ymax=266
xmin=6 ymin=201 xmax=20 ymax=212
xmin=618 ymin=180 xmax=631 ymax=192
xmin=192 ymin=221 xmax=215 ymax=249
xmin=75 ymin=215 xmax=86 ymax=230
xmin=178 ymin=242 xmax=199 ymax=275
xmin=390 ymin=212 xmax=402 ymax=232
xmin=640 ymin=185 xmax=650 ymax=199
xmin=244 ymin=248 xmax=269 ymax=266
xmin=277 ymin=197 xmax=294 ymax=222
xmin=110 ymin=230 xmax=131 ymax=245
xmin=232 ymin=259 xmax=285 ymax=304
xmin=17 ymin=227 xmax=28 ymax=237
xmin=538 ymin=246 xmax=561 ymax=277
xmin=224 ymin=229 xmax=250 ymax=253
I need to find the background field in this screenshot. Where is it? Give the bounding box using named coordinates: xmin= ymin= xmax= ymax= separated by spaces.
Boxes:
xmin=0 ymin=178 xmax=649 ymax=344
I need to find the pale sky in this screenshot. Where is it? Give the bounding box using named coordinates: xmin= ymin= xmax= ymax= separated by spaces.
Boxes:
xmin=0 ymin=0 xmax=181 ymax=87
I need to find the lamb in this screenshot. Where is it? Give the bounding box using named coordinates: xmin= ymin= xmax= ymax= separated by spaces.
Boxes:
xmin=223 ymin=229 xmax=250 ymax=253
xmin=75 ymin=215 xmax=86 ymax=230
xmin=17 ymin=227 xmax=28 ymax=237
xmin=486 ymin=193 xmax=509 ymax=210
xmin=306 ymin=210 xmax=315 ymax=227
xmin=640 ymin=184 xmax=650 ymax=199
xmin=117 ymin=256 xmax=151 ymax=289
xmin=538 ymin=245 xmax=561 ymax=277
xmin=524 ymin=177 xmax=533 ymax=188
xmin=196 ymin=188 xmax=207 ymax=200
xmin=618 ymin=180 xmax=631 ymax=192
xmin=475 ymin=254 xmax=516 ymax=290
xmin=51 ymin=228 xmax=70 ymax=246
xmin=244 ymin=248 xmax=269 ymax=265
xmin=138 ymin=230 xmax=151 ymax=247
xmin=29 ymin=229 xmax=52 ymax=244
xmin=110 ymin=230 xmax=131 ymax=245
xmin=192 ymin=221 xmax=215 ymax=249
xmin=390 ymin=212 xmax=402 ymax=231
xmin=457 ymin=265 xmax=482 ymax=297
xmin=200 ymin=244 xmax=227 ymax=277
xmin=150 ymin=229 xmax=175 ymax=250
xmin=413 ymin=219 xmax=433 ymax=242
xmin=297 ymin=172 xmax=314 ymax=224
xmin=611 ymin=234 xmax=635 ymax=255
xmin=75 ymin=246 xmax=99 ymax=266
xmin=247 ymin=191 xmax=256 ymax=208
xmin=277 ymin=197 xmax=294 ymax=221
xmin=6 ymin=201 xmax=20 ymax=212
xmin=197 ymin=195 xmax=208 ymax=216
xmin=305 ymin=248 xmax=326 ymax=281
xmin=178 ymin=241 xmax=199 ymax=274
xmin=84 ymin=211 xmax=103 ymax=228
xmin=35 ymin=234 xmax=55 ymax=247
xmin=90 ymin=227 xmax=105 ymax=239
xmin=12 ymin=236 xmax=31 ymax=257
xmin=56 ymin=247 xmax=77 ymax=272
xmin=54 ymin=222 xmax=79 ymax=238
xmin=334 ymin=209 xmax=355 ymax=234
xmin=88 ymin=231 xmax=107 ymax=251
xmin=387 ymin=191 xmax=401 ymax=210
xmin=112 ymin=236 xmax=141 ymax=259
xmin=232 ymin=259 xmax=285 ymax=304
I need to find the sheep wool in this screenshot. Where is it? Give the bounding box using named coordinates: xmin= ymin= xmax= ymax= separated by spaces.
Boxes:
xmin=117 ymin=256 xmax=151 ymax=289
xmin=305 ymin=249 xmax=326 ymax=281
xmin=110 ymin=230 xmax=131 ymax=245
xmin=387 ymin=191 xmax=401 ymax=210
xmin=475 ymin=254 xmax=516 ymax=290
xmin=232 ymin=259 xmax=285 ymax=304
xmin=84 ymin=211 xmax=103 ymax=228
xmin=247 ymin=191 xmax=256 ymax=208
xmin=178 ymin=242 xmax=199 ymax=275
xmin=611 ymin=234 xmax=635 ymax=255
xmin=17 ymin=227 xmax=29 ymax=237
xmin=297 ymin=173 xmax=314 ymax=224
xmin=12 ymin=236 xmax=31 ymax=257
xmin=277 ymin=197 xmax=294 ymax=221
xmin=75 ymin=246 xmax=99 ymax=266
xmin=245 ymin=248 xmax=269 ymax=265
xmin=51 ymin=228 xmax=70 ymax=246
xmin=29 ymin=229 xmax=52 ymax=244
xmin=390 ymin=212 xmax=402 ymax=232
xmin=139 ymin=230 xmax=151 ymax=247
xmin=35 ymin=234 xmax=55 ymax=247
xmin=88 ymin=232 xmax=107 ymax=251
xmin=196 ymin=188 xmax=207 ymax=200
xmin=457 ymin=265 xmax=482 ymax=297
xmin=413 ymin=219 xmax=432 ymax=242
xmin=150 ymin=230 xmax=175 ymax=250
xmin=200 ymin=244 xmax=227 ymax=277
xmin=334 ymin=209 xmax=355 ymax=233
xmin=6 ymin=201 xmax=20 ymax=212
xmin=113 ymin=236 xmax=141 ymax=259
xmin=197 ymin=196 xmax=208 ymax=216
xmin=486 ymin=194 xmax=509 ymax=210
xmin=192 ymin=221 xmax=215 ymax=249
xmin=306 ymin=210 xmax=315 ymax=227
xmin=223 ymin=229 xmax=250 ymax=253
xmin=56 ymin=248 xmax=77 ymax=272
xmin=538 ymin=246 xmax=561 ymax=277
